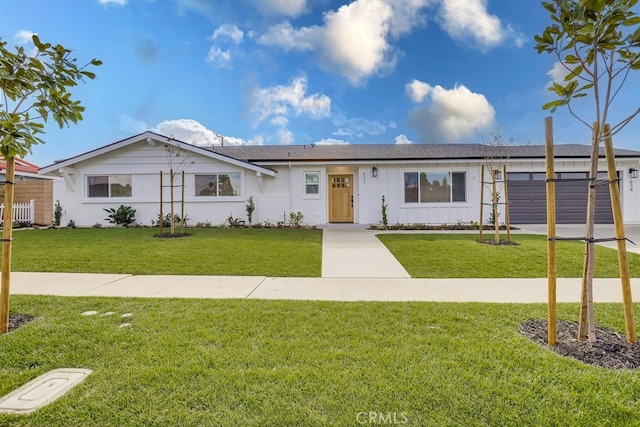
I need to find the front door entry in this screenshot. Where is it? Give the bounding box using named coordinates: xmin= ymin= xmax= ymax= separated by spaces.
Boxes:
xmin=329 ymin=174 xmax=354 ymax=223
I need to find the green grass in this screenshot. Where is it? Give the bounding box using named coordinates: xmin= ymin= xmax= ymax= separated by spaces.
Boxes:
xmin=9 ymin=228 xmax=322 ymax=277
xmin=378 ymin=233 xmax=640 ymax=278
xmin=2 ymin=296 xmax=640 ymax=426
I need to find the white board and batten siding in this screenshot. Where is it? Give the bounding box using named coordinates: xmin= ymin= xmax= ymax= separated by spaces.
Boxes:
xmin=54 ymin=141 xmax=273 ymax=227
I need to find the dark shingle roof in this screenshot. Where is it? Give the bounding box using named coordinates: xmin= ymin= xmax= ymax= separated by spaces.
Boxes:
xmin=208 ymin=143 xmax=640 ymax=162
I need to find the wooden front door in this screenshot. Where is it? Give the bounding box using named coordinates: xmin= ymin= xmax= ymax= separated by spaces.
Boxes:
xmin=329 ymin=175 xmax=354 ymax=223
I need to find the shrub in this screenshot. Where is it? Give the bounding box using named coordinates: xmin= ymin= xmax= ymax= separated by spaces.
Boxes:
xmin=289 ymin=211 xmax=303 ymax=228
xmin=246 ymin=196 xmax=255 ymax=226
xmin=381 ymin=196 xmax=388 ymax=228
xmin=104 ymin=205 xmax=136 ymax=227
xmin=53 ymin=200 xmax=63 ymax=227
xmin=153 ymin=213 xmax=189 ymax=227
xmin=226 ymin=214 xmax=246 ymax=228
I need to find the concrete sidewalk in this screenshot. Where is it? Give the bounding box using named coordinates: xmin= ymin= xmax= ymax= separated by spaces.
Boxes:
xmin=9 ymin=223 xmax=640 ymax=303
xmin=11 ymin=272 xmax=640 ymax=303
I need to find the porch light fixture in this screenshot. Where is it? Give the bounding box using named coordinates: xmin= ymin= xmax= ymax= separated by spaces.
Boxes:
xmin=630 ymin=168 xmax=639 ymax=179
xmin=493 ymin=170 xmax=502 ymax=180
xmin=372 ymin=167 xmax=378 ymax=177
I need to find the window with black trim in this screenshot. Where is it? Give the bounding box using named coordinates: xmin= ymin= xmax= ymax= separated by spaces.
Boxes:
xmin=87 ymin=175 xmax=132 ymax=198
xmin=403 ymin=171 xmax=466 ymax=203
xmin=195 ymin=173 xmax=241 ymax=197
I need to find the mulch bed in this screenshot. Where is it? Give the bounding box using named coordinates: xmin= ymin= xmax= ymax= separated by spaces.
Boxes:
xmin=154 ymin=233 xmax=192 ymax=238
xmin=8 ymin=314 xmax=35 ymax=332
xmin=520 ymin=319 xmax=640 ymax=369
xmin=477 ymin=239 xmax=519 ymax=245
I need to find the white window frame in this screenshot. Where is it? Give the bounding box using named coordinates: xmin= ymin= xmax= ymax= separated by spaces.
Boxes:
xmin=304 ymin=171 xmax=321 ymax=198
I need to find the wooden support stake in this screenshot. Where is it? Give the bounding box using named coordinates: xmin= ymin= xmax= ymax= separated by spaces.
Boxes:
xmin=0 ymin=157 xmax=16 ymax=334
xmin=492 ymin=169 xmax=500 ymax=244
xmin=479 ymin=165 xmax=485 ymax=241
xmin=170 ymin=168 xmax=175 ymax=235
xmin=545 ymin=117 xmax=557 ymax=345
xmin=181 ymin=170 xmax=185 ymax=233
xmin=503 ymin=164 xmax=511 ymax=242
xmin=159 ymin=171 xmax=163 ymax=235
xmin=603 ymin=124 xmax=636 ymax=343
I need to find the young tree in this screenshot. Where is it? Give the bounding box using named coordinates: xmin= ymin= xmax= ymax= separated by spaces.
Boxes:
xmin=0 ymin=35 xmax=100 ymax=334
xmin=535 ymin=0 xmax=640 ymax=342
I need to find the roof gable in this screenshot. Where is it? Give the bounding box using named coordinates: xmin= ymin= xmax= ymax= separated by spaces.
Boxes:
xmin=38 ymin=131 xmax=276 ymax=177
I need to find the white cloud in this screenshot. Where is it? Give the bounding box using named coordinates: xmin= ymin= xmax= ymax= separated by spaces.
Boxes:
xmin=547 ymin=61 xmax=571 ymax=84
xmin=407 ymin=83 xmax=496 ymax=142
xmin=332 ymin=115 xmax=389 ymax=138
xmin=175 ymin=0 xmax=216 ymax=21
xmin=250 ymin=76 xmax=331 ymax=126
xmin=437 ymin=0 xmax=523 ymax=51
xmin=277 ymin=128 xmax=295 ymax=144
xmin=406 ymin=79 xmax=432 ymax=103
xmin=152 ymin=120 xmax=257 ymax=146
xmin=258 ymin=21 xmax=316 ymax=51
xmin=395 ymin=134 xmax=412 ymax=144
xmin=249 ymin=76 xmax=330 ymax=145
xmin=205 ymin=47 xmax=232 ymax=68
xmin=14 ymin=30 xmax=36 ymax=45
xmin=253 ymin=0 xmax=307 ymax=17
xmin=152 ymin=119 xmax=222 ymax=146
xmin=315 ymin=138 xmax=350 ymax=145
xmin=98 ymin=0 xmax=127 ymax=5
xmin=258 ymin=0 xmax=432 ymax=86
xmin=210 ymin=24 xmax=244 ymax=44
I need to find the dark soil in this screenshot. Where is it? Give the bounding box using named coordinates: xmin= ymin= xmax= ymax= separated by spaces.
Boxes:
xmin=155 ymin=233 xmax=192 ymax=238
xmin=8 ymin=314 xmax=35 ymax=332
xmin=477 ymin=239 xmax=519 ymax=246
xmin=520 ymin=319 xmax=640 ymax=369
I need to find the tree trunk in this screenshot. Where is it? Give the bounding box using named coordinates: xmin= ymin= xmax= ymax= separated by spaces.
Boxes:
xmin=0 ymin=156 xmax=16 ymax=334
xmin=578 ymin=123 xmax=600 ymax=342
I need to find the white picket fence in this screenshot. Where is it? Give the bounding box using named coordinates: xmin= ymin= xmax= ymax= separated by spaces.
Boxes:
xmin=0 ymin=199 xmax=35 ymax=225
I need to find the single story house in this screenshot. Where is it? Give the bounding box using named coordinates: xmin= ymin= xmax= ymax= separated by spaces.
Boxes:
xmin=38 ymin=131 xmax=640 ymax=227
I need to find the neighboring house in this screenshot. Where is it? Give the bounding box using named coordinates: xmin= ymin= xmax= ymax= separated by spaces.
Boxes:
xmin=38 ymin=131 xmax=640 ymax=227
xmin=0 ymin=157 xmax=54 ymax=226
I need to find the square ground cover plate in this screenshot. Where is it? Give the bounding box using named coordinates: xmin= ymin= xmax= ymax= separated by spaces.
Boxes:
xmin=0 ymin=368 xmax=92 ymax=414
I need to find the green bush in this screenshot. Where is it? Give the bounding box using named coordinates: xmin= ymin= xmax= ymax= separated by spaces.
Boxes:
xmin=104 ymin=205 xmax=136 ymax=227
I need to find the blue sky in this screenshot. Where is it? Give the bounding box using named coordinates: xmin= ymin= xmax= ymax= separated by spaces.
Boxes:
xmin=1 ymin=0 xmax=639 ymax=166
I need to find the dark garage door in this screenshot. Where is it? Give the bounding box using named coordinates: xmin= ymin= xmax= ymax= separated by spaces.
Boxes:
xmin=507 ymin=172 xmax=615 ymax=224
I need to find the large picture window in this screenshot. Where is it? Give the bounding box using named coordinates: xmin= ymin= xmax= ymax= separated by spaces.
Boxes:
xmin=404 ymin=171 xmax=466 ymax=203
xmin=87 ymin=175 xmax=132 ymax=198
xmin=195 ymin=173 xmax=241 ymax=197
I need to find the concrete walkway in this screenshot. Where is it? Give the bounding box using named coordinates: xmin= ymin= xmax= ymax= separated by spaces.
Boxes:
xmin=321 ymin=225 xmax=410 ymax=278
xmin=10 ymin=224 xmax=640 ymax=303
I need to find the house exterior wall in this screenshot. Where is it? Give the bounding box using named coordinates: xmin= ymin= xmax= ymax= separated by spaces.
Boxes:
xmin=46 ymin=139 xmax=640 ymax=227
xmin=51 ymin=141 xmax=278 ymax=227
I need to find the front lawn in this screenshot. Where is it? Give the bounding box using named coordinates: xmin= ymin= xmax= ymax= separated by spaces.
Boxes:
xmin=8 ymin=228 xmax=322 ymax=277
xmin=2 ymin=296 xmax=639 ymax=426
xmin=377 ymin=233 xmax=640 ymax=278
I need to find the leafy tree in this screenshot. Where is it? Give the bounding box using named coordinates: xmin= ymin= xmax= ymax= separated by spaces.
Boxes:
xmin=0 ymin=35 xmax=100 ymax=333
xmin=535 ymin=0 xmax=640 ymax=342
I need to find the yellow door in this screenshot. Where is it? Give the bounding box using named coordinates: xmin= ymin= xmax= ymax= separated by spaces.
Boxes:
xmin=329 ymin=175 xmax=354 ymax=223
